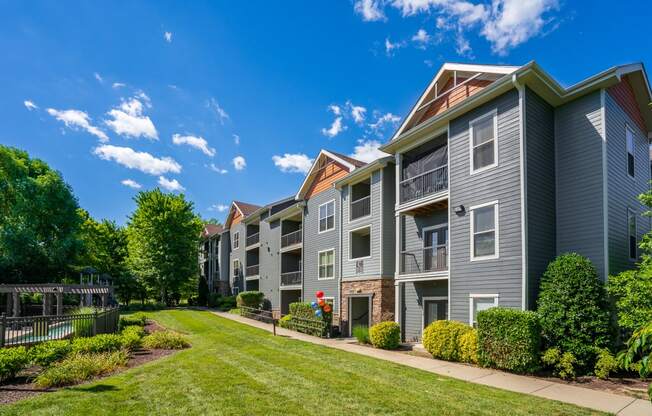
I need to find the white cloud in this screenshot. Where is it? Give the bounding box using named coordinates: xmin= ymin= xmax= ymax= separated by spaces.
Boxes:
xmin=207 ymin=163 xmax=228 ymax=174
xmin=105 ymin=97 xmax=158 ymax=140
xmin=208 ymin=204 xmax=229 ymax=213
xmin=354 ymin=0 xmax=386 ymax=21
xmin=384 ymin=37 xmax=405 ymax=56
xmin=232 ymin=156 xmax=246 ymax=171
xmin=350 ymin=140 xmax=389 ymax=163
xmin=164 ymin=31 xmax=173 ymax=43
xmin=112 ymin=82 xmax=126 ymax=89
xmin=272 ymin=153 xmax=314 ymax=174
xmin=94 ymin=73 xmax=103 ymax=83
xmin=347 ymin=101 xmax=367 ymax=124
xmin=24 ymin=100 xmax=38 ymax=111
xmin=172 ymin=134 xmax=215 ymax=157
xmin=328 ymin=104 xmax=342 ymax=116
xmin=233 ymin=134 xmax=240 ymax=145
xmin=46 ymin=108 xmax=109 ymax=142
xmin=121 ymin=179 xmax=142 ymax=189
xmin=93 ymin=145 xmax=181 ymax=175
xmin=456 ymin=33 xmax=473 ymax=56
xmin=158 ymin=176 xmax=184 ymax=192
xmin=412 ymin=29 xmax=431 ymax=48
xmin=207 ymin=98 xmax=229 ymax=125
xmin=424 ymin=59 xmax=434 ymax=67
xmin=321 ymin=117 xmax=345 ymax=138
xmin=368 ymin=112 xmax=401 ymax=135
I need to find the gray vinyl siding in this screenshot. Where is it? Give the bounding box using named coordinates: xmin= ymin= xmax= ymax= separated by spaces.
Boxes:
xmin=259 ymin=212 xmax=281 ymax=309
xmin=525 ymin=87 xmax=556 ymax=308
xmin=341 ymin=170 xmax=382 ymax=278
xmin=401 ymin=280 xmax=447 ymax=341
xmin=303 ymin=188 xmax=340 ymax=312
xmin=555 ymin=91 xmax=606 ymax=279
xmin=449 ymin=88 xmax=523 ymax=322
xmin=381 ymin=164 xmax=396 ymax=276
xmin=219 ymin=231 xmax=230 ymax=285
xmin=605 ymin=92 xmax=651 ymax=275
xmin=230 ymin=222 xmax=246 ymax=292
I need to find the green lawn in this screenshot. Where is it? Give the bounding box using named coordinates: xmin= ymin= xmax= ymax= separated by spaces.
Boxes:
xmin=1 ymin=310 xmax=604 ymax=415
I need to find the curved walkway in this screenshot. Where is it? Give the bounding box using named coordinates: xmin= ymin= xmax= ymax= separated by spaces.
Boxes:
xmin=214 ymin=312 xmax=651 ymax=416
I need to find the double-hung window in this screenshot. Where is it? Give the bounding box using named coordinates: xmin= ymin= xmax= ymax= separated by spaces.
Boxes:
xmin=470 ymin=201 xmax=499 ymax=260
xmin=233 ymin=232 xmax=239 ymax=250
xmin=319 ymin=200 xmax=335 ymax=232
xmin=233 ymin=259 xmax=241 ymax=277
xmin=628 ymin=208 xmax=637 ymax=260
xmin=626 ymin=126 xmax=635 ymax=178
xmin=470 ymin=111 xmax=497 ymax=173
xmin=318 ymin=249 xmax=335 ymax=280
xmin=469 ymin=294 xmax=498 ymax=326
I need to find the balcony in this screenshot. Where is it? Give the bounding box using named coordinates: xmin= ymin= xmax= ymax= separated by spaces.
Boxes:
xmin=281 ymin=229 xmax=302 ymax=248
xmin=246 ymin=264 xmax=259 ymax=278
xmin=350 ymin=195 xmax=371 ymax=220
xmin=280 ymin=271 xmax=302 ymax=287
xmin=400 ymin=165 xmax=448 ymax=205
xmin=400 ymin=246 xmax=447 ymax=275
xmin=246 ymin=232 xmax=260 ymax=248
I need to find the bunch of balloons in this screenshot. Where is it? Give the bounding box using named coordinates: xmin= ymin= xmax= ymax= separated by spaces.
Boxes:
xmin=310 ymin=290 xmax=332 ymax=319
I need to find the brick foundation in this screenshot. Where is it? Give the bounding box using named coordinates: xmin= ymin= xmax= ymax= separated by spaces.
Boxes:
xmin=340 ymin=279 xmax=394 ymax=336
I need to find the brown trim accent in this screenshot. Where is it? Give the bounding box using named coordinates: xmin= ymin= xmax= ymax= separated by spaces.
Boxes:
xmin=305 ymin=160 xmax=349 ymax=199
xmin=607 ymin=77 xmax=647 ymax=134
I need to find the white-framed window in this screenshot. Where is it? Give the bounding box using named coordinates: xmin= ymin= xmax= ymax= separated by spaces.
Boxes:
xmin=470 ymin=201 xmax=499 ymax=261
xmin=349 ymin=225 xmax=371 ymax=260
xmin=628 ymin=208 xmax=637 ymax=260
xmin=233 ymin=259 xmax=241 ymax=277
xmin=318 ymin=249 xmax=335 ymax=280
xmin=626 ymin=125 xmax=635 ymax=178
xmin=233 ymin=231 xmax=240 ymax=250
xmin=469 ymin=110 xmax=498 ymax=174
xmin=319 ymin=200 xmax=335 ymax=233
xmin=469 ymin=294 xmax=499 ymax=326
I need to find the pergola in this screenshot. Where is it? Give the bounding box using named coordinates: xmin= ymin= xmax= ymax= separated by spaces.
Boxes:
xmin=0 ymin=284 xmax=114 ymax=317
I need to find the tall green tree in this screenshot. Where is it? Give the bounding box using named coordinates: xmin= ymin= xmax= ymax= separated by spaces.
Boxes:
xmin=0 ymin=145 xmax=82 ymax=283
xmin=126 ymin=189 xmax=202 ymax=305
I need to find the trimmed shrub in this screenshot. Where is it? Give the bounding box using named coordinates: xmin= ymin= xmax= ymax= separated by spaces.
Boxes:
xmin=72 ymin=334 xmax=124 ymax=354
xmin=29 ymin=340 xmax=72 ymax=367
xmin=594 ymin=349 xmax=619 ymax=380
xmin=422 ymin=320 xmax=472 ymax=362
xmin=236 ymin=291 xmax=265 ymax=309
xmin=537 ymin=253 xmax=612 ymax=370
xmin=289 ymin=302 xmax=332 ymax=323
xmin=607 ymin=269 xmax=652 ymax=333
xmin=119 ymin=313 xmax=148 ymax=330
xmin=121 ymin=325 xmax=146 ymax=351
xmin=369 ymin=322 xmax=400 ymax=350
xmin=142 ymin=331 xmax=190 ymax=350
xmin=71 ymin=306 xmax=97 ymax=337
xmin=352 ymin=325 xmax=370 ymax=344
xmin=542 ymin=348 xmax=577 ymax=380
xmin=459 ymin=329 xmax=479 ymax=364
xmin=477 ymin=308 xmax=541 ymax=373
xmin=34 ymin=351 xmax=128 ymax=388
xmin=278 ymin=314 xmax=292 ymax=329
xmin=0 ymin=346 xmax=30 ymax=382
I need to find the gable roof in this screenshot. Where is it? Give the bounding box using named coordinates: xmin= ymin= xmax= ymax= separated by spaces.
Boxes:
xmin=200 ymin=223 xmax=223 ymax=239
xmin=224 ymin=200 xmax=261 ymax=228
xmin=295 ymin=149 xmax=365 ymax=200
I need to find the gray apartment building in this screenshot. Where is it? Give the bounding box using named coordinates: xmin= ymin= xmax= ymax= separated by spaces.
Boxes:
xmin=200 ymin=61 xmax=652 ymax=342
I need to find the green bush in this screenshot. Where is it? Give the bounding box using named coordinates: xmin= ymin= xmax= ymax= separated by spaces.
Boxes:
xmin=422 ymin=320 xmax=472 ymax=362
xmin=542 ymin=348 xmax=577 ymax=380
xmin=236 ymin=291 xmax=265 ymax=309
xmin=197 ymin=276 xmax=209 ymax=306
xmin=120 ymin=302 xmax=166 ymax=312
xmin=34 ymin=351 xmax=128 ymax=388
xmin=459 ymin=329 xmax=479 ymax=364
xmin=289 ymin=302 xmax=332 ymax=323
xmin=607 ymin=269 xmax=652 ymax=333
xmin=352 ymin=325 xmax=370 ymax=344
xmin=617 ymin=321 xmax=652 ymax=379
xmin=477 ymin=307 xmax=541 ymax=373
xmin=29 ymin=340 xmax=72 ymax=367
xmin=119 ymin=313 xmax=148 ymax=330
xmin=212 ymin=295 xmax=237 ymax=310
xmin=0 ymin=346 xmax=30 ymax=382
xmin=278 ymin=314 xmax=292 ymax=329
xmin=369 ymin=322 xmax=400 ymax=350
xmin=537 ymin=253 xmax=612 ymax=370
xmin=594 ymin=349 xmax=619 ymax=380
xmin=71 ymin=306 xmax=97 ymax=337
xmin=142 ymin=331 xmax=190 ymax=350
xmin=72 ymin=334 xmax=124 ymax=354
xmin=121 ymin=325 xmax=146 ymax=351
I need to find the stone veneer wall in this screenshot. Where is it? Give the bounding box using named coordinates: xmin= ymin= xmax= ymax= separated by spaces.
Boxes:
xmin=340 ymin=279 xmax=395 ymax=334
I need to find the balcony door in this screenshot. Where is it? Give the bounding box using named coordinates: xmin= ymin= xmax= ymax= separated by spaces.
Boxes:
xmin=423 ymin=225 xmax=447 ymax=272
xmin=423 ymin=297 xmax=448 ymax=329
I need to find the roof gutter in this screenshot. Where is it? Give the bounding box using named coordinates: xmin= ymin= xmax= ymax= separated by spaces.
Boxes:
xmin=264 ymin=201 xmax=306 ymax=223
xmin=333 ymin=157 xmax=392 ymax=189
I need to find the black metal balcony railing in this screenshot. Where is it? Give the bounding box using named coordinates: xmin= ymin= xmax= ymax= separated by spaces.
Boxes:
xmin=246 ymin=232 xmax=260 ymax=247
xmin=281 ymin=229 xmax=302 ymax=248
xmin=280 ymin=271 xmax=302 ymax=286
xmin=400 ymin=246 xmax=447 ymax=275
xmin=246 ymin=264 xmax=259 ymax=277
xmin=400 ymin=165 xmax=448 ymax=204
xmin=350 ymin=195 xmax=371 ymax=220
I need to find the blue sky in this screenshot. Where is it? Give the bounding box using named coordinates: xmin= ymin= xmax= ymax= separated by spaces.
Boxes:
xmin=1 ymin=1 xmax=650 ymax=224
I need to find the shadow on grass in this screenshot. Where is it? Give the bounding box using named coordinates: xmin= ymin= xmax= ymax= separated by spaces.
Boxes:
xmin=68 ymin=384 xmax=119 ymax=393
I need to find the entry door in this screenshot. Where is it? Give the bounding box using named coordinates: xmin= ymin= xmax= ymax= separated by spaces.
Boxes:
xmin=350 ymin=297 xmax=370 ymax=331
xmin=423 ymin=299 xmax=447 ymax=328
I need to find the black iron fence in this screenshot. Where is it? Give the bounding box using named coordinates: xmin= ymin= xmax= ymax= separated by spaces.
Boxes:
xmin=246 ymin=232 xmax=260 ymax=247
xmin=400 ymin=246 xmax=448 ymax=275
xmin=246 ymin=264 xmax=260 ymax=277
xmin=400 ymin=165 xmax=448 ymax=204
xmin=281 ymin=229 xmax=302 ymax=248
xmin=0 ymin=307 xmax=119 ymax=348
xmin=280 ymin=271 xmax=302 ymax=286
xmin=350 ymin=195 xmax=371 ymax=220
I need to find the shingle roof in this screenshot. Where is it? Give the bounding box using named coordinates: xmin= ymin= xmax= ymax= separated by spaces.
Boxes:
xmin=201 ymin=224 xmax=223 ymax=239
xmin=233 ymin=201 xmax=262 ymax=217
xmin=327 ymin=150 xmax=367 ymax=168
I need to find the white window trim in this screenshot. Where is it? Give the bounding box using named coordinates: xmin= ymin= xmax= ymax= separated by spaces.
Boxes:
xmin=233 ymin=231 xmax=240 ymax=250
xmin=628 ymin=207 xmax=637 ymax=261
xmin=421 ymin=296 xmax=448 ymax=330
xmin=625 ymin=124 xmax=635 ymax=180
xmin=469 ymin=294 xmax=499 ymax=326
xmin=318 ymin=199 xmax=336 ymax=234
xmin=348 ymin=178 xmax=372 ymax=224
xmin=469 ymin=109 xmax=499 ymax=175
xmin=317 ymin=248 xmax=335 ymax=280
xmin=349 ymin=224 xmax=372 ymax=261
xmin=469 ymin=200 xmax=500 ymax=261
xmin=232 ymin=259 xmax=241 ymax=277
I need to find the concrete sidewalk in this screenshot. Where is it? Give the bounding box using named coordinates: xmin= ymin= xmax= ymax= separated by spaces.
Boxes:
xmin=214 ymin=311 xmax=651 ymax=416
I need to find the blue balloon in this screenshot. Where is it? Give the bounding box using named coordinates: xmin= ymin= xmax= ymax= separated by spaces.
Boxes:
xmin=310 ymin=301 xmax=318 ymax=309
xmin=315 ymin=309 xmax=323 ymax=317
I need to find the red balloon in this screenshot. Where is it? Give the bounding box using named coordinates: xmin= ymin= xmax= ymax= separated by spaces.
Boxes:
xmin=323 ymin=304 xmax=332 ymax=313
xmin=315 ymin=290 xmax=324 ymax=299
